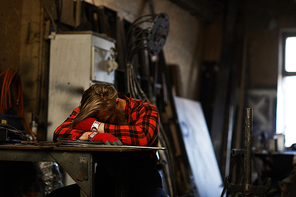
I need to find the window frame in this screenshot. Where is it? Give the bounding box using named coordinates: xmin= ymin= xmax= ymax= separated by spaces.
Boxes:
xmin=281 ymin=31 xmax=296 ymax=76
xmin=276 ymin=28 xmax=296 ymax=139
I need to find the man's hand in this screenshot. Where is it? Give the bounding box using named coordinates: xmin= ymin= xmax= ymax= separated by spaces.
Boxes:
xmin=75 ymin=117 xmax=101 ymax=131
xmin=88 ymin=132 xmax=123 ymax=145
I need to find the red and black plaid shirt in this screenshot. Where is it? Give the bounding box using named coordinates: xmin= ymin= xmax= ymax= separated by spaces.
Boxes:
xmin=53 ymin=93 xmax=159 ymax=148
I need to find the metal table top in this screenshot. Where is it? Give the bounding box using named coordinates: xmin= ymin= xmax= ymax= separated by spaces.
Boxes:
xmin=0 ymin=142 xmax=165 ymax=152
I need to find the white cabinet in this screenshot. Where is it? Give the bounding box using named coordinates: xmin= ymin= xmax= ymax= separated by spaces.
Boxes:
xmin=47 ymin=32 xmax=116 ymax=141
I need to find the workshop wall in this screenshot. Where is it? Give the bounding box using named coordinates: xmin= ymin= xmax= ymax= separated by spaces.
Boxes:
xmin=89 ymin=0 xmax=204 ymax=99
xmin=0 ymin=0 xmax=22 ymax=71
xmin=0 ymin=0 xmax=206 ymax=141
xmin=237 ymin=0 xmax=296 ymax=145
xmin=243 ymin=0 xmax=296 ymax=88
xmin=0 ymin=0 xmax=49 ymax=140
xmin=3 ymin=0 xmax=296 ymax=141
xmin=1 ymin=0 xmax=44 ymax=111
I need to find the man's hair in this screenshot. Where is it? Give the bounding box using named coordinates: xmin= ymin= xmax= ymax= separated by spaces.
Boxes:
xmin=72 ymin=83 xmax=126 ymax=126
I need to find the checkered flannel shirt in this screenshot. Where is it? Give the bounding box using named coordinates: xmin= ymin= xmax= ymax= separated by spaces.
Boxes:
xmin=53 ymin=93 xmax=159 ymax=149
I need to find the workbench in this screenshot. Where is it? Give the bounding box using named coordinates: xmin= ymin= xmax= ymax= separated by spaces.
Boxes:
xmin=0 ymin=142 xmax=165 ymax=197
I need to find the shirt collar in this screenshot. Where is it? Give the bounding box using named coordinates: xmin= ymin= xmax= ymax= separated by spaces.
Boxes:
xmin=118 ymin=92 xmax=130 ymax=112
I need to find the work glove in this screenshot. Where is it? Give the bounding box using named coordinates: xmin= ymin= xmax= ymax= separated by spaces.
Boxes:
xmin=75 ymin=117 xmax=101 ymax=132
xmin=88 ymin=132 xmax=123 ymax=146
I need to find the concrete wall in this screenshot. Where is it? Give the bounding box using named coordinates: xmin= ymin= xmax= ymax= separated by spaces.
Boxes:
xmin=243 ymin=0 xmax=296 ymax=88
xmin=0 ymin=0 xmax=22 ymax=70
xmin=1 ymin=0 xmax=45 ymax=110
xmin=0 ymin=0 xmax=48 ymax=140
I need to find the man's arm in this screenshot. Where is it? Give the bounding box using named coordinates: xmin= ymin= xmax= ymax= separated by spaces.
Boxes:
xmin=104 ymin=104 xmax=159 ymax=146
xmin=53 ymin=107 xmax=88 ymax=141
xmin=78 ymin=122 xmax=104 ymax=140
xmin=53 ymin=104 xmax=159 ymax=146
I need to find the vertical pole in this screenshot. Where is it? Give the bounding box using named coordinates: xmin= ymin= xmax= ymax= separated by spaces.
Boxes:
xmin=75 ymin=0 xmax=81 ymax=28
xmin=244 ymin=108 xmax=253 ymax=196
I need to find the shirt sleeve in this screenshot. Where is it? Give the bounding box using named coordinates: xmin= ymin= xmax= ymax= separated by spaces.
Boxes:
xmin=53 ymin=107 xmax=86 ymax=142
xmin=104 ymin=103 xmax=159 ymax=146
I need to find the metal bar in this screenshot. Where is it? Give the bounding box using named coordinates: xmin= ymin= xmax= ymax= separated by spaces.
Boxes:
xmin=231 ymin=149 xmax=245 ymax=156
xmin=210 ymin=0 xmax=238 ymax=172
xmin=49 ymin=152 xmax=94 ymax=197
xmin=0 ymin=149 xmax=55 ymax=162
xmin=0 ymin=144 xmax=165 ymax=151
xmin=224 ymin=108 xmax=271 ymax=196
xmin=244 ymin=108 xmax=253 ymax=196
xmin=75 ymin=0 xmax=81 ymax=28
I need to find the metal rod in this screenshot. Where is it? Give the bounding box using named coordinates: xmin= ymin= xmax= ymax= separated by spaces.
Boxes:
xmin=224 ymin=108 xmax=271 ymax=196
xmin=244 ymin=108 xmax=253 ymax=196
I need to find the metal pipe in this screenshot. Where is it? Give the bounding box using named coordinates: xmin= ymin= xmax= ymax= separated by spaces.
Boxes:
xmin=224 ymin=108 xmax=271 ymax=196
xmin=244 ymin=108 xmax=253 ymax=196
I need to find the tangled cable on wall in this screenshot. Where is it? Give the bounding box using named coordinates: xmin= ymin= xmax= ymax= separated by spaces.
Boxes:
xmin=125 ymin=12 xmax=169 ymax=101
xmin=0 ymin=68 xmax=35 ymax=141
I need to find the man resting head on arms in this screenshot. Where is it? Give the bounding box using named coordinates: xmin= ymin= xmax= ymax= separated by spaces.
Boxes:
xmin=50 ymin=82 xmax=168 ymax=197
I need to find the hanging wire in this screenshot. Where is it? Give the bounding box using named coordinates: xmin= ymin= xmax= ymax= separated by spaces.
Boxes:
xmin=125 ymin=14 xmax=157 ymax=40
xmin=125 ymin=14 xmax=157 ymax=63
xmin=125 ymin=12 xmax=169 ymax=104
xmin=125 ymin=17 xmax=153 ymax=101
xmin=0 ymin=68 xmax=35 ymax=141
xmin=0 ymin=123 xmax=30 ymax=141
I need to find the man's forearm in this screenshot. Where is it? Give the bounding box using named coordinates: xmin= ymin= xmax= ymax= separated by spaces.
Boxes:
xmin=79 ymin=132 xmax=92 ymax=140
xmin=78 ymin=123 xmax=105 ymax=140
xmin=97 ymin=123 xmax=105 ymax=133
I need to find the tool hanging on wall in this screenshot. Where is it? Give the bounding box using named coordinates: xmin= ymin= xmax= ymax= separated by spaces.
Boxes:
xmin=0 ymin=68 xmax=35 ymax=141
xmin=124 ymin=12 xmax=169 ymax=100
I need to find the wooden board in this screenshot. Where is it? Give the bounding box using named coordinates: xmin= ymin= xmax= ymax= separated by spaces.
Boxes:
xmin=174 ymin=96 xmax=223 ymax=197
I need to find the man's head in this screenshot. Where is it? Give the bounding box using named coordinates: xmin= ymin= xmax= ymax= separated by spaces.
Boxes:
xmin=73 ymin=83 xmax=126 ymax=126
